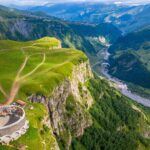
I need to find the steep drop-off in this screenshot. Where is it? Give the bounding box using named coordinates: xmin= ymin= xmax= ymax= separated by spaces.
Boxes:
xmin=0 ymin=37 xmax=92 ymax=149
xmin=0 ymin=38 xmax=150 ymax=150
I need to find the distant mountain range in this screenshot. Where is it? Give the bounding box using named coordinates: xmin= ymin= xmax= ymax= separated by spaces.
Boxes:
xmin=0 ymin=5 xmax=121 ymax=56
xmin=109 ymin=26 xmax=150 ymax=53
xmin=29 ymin=2 xmax=150 ymax=33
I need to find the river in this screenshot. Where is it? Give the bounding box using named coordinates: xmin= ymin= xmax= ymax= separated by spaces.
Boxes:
xmin=101 ymin=50 xmax=150 ymax=108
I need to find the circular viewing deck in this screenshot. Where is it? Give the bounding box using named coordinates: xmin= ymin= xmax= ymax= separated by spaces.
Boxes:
xmin=0 ymin=105 xmax=29 ymax=144
xmin=0 ymin=105 xmax=25 ymax=130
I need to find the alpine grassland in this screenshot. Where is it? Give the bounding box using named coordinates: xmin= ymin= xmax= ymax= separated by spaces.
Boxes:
xmin=0 ymin=37 xmax=87 ymax=103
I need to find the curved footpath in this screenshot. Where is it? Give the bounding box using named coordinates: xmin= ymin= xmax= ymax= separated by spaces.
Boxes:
xmin=100 ymin=49 xmax=150 ymax=108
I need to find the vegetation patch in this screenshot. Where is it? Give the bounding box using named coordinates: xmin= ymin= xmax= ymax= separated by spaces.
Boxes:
xmin=72 ymin=76 xmax=150 ymax=150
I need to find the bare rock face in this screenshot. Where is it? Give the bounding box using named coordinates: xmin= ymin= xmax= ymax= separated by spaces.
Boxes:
xmin=70 ymin=62 xmax=93 ymax=108
xmin=28 ymin=61 xmax=94 ymax=149
xmin=10 ymin=20 xmax=33 ymax=38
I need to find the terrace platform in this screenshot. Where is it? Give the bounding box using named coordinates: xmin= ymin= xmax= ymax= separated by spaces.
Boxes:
xmin=0 ymin=105 xmax=29 ymax=145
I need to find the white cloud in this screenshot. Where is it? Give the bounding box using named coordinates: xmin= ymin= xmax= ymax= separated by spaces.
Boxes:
xmin=0 ymin=0 xmax=47 ymax=5
xmin=0 ymin=0 xmax=150 ymax=6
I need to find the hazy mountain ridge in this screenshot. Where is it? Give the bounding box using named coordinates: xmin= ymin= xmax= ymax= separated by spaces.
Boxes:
xmin=29 ymin=2 xmax=150 ymax=33
xmin=0 ymin=5 xmax=121 ymax=55
xmin=109 ymin=26 xmax=150 ymax=53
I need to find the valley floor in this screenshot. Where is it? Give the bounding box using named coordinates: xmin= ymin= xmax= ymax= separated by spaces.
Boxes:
xmin=101 ymin=63 xmax=150 ymax=108
xmin=93 ymin=49 xmax=150 ymax=108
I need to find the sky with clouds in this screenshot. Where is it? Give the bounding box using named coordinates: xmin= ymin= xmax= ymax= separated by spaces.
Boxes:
xmin=0 ymin=0 xmax=150 ymax=6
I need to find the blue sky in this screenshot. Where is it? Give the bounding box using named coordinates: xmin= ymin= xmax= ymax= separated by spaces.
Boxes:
xmin=0 ymin=0 xmax=150 ymax=6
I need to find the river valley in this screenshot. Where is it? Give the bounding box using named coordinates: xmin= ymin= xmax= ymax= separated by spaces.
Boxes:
xmin=100 ymin=49 xmax=150 ymax=108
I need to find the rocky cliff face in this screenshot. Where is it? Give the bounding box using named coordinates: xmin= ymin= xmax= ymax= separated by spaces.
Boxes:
xmin=28 ymin=61 xmax=94 ymax=149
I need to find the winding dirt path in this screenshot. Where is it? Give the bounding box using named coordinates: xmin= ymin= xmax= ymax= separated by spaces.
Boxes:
xmin=0 ymin=43 xmax=75 ymax=105
xmin=1 ymin=46 xmax=46 ymax=105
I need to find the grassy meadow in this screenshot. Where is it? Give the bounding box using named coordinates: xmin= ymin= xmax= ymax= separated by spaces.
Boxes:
xmin=0 ymin=37 xmax=87 ymax=103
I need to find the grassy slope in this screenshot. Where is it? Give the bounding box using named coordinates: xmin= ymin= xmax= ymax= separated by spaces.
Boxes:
xmin=0 ymin=37 xmax=87 ymax=150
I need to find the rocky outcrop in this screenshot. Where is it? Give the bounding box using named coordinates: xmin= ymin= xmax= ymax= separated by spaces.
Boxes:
xmin=28 ymin=61 xmax=94 ymax=149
